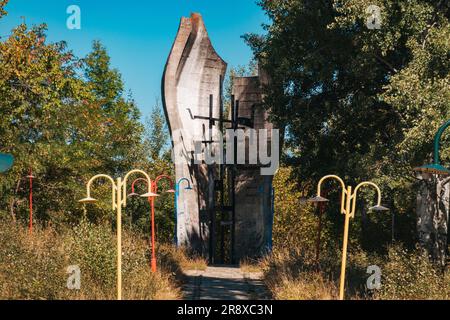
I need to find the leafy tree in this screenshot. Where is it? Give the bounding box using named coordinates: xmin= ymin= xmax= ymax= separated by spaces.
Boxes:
xmin=0 ymin=20 xmax=147 ymax=226
xmin=0 ymin=23 xmax=98 ymax=223
xmin=83 ymin=40 xmax=144 ymax=176
xmin=0 ymin=0 xmax=8 ymax=19
xmin=245 ymin=0 xmax=450 ymax=250
xmin=144 ymin=100 xmax=170 ymax=161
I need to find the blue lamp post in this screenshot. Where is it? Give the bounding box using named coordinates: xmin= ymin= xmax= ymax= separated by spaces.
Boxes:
xmin=0 ymin=153 xmax=14 ymax=173
xmin=258 ymin=181 xmax=275 ymax=252
xmin=174 ymin=177 xmax=192 ymax=246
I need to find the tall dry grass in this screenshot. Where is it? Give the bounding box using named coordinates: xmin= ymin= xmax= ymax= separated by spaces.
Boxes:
xmin=260 ymin=245 xmax=449 ymax=300
xmin=0 ymin=218 xmax=183 ymax=300
xmin=264 ymin=167 xmax=450 ymax=300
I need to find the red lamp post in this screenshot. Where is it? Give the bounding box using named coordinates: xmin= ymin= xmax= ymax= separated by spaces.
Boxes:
xmin=149 ymin=175 xmax=174 ymax=272
xmin=129 ymin=178 xmax=148 ymax=197
xmin=26 ymin=168 xmax=35 ymax=234
xmin=129 ymin=178 xmax=159 ymax=270
xmin=129 ymin=175 xmax=174 ymax=272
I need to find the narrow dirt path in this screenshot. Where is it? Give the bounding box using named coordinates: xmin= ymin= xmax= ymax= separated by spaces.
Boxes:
xmin=182 ymin=266 xmax=269 ymax=300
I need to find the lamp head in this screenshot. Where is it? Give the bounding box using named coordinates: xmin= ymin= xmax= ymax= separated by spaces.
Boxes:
xmin=79 ymin=196 xmax=97 ymax=204
xmin=140 ymin=192 xmax=160 ymax=198
xmin=413 ymin=163 xmax=450 ymax=176
xmin=308 ymin=195 xmax=329 ymax=203
xmin=185 ymin=186 xmax=193 ymax=191
xmin=369 ymin=205 xmax=389 ymax=212
xmin=128 ymin=192 xmax=139 ymax=197
xmin=0 ymin=153 xmax=14 ymax=173
xmin=166 ymin=189 xmax=176 ymax=193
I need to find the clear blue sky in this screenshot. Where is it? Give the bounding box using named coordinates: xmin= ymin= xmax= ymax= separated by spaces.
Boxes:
xmin=1 ymin=0 xmax=268 ymax=118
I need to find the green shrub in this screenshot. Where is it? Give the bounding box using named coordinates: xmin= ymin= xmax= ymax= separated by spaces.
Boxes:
xmin=0 ymin=222 xmax=66 ymax=299
xmin=0 ymin=218 xmax=182 ymax=300
xmin=64 ymin=221 xmax=116 ymax=289
xmin=375 ymin=245 xmax=449 ymax=300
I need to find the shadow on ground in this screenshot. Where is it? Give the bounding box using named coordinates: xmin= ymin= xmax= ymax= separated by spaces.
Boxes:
xmin=182 ymin=266 xmax=270 ymax=300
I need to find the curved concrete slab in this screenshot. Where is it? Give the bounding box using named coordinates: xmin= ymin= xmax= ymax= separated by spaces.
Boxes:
xmin=162 ymin=13 xmax=227 ymax=253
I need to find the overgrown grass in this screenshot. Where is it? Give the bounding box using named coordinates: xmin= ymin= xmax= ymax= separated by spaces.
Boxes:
xmin=0 ymin=218 xmax=185 ymax=300
xmin=261 ymin=245 xmax=449 ymax=300
xmin=374 ymin=246 xmax=450 ymax=300
xmin=158 ymin=245 xmax=208 ymax=271
xmin=265 ymin=167 xmax=449 ymax=300
xmin=240 ymin=258 xmax=264 ymax=274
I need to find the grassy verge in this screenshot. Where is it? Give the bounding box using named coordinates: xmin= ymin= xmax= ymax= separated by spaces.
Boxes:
xmin=260 ymin=245 xmax=449 ymax=300
xmin=0 ymin=218 xmax=184 ymax=300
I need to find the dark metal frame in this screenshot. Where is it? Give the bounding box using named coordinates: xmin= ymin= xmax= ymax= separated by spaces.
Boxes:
xmin=188 ymin=76 xmax=253 ymax=264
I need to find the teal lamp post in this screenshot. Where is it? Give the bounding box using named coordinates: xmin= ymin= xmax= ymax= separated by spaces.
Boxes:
xmin=174 ymin=178 xmax=192 ymax=246
xmin=414 ymin=120 xmax=450 ymax=176
xmin=0 ymin=153 xmax=14 ymax=173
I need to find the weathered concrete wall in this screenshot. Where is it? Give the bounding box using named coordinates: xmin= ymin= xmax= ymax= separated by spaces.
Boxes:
xmin=232 ymin=68 xmax=275 ymax=258
xmin=162 ymin=13 xmax=227 ymax=254
xmin=162 ymin=13 xmax=275 ymax=261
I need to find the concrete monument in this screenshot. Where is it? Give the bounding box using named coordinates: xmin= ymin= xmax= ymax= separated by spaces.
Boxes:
xmin=162 ymin=13 xmax=275 ymax=262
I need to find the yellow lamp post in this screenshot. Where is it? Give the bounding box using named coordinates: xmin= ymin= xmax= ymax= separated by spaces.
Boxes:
xmin=79 ymin=169 xmax=155 ymax=300
xmin=309 ymin=175 xmax=389 ymax=300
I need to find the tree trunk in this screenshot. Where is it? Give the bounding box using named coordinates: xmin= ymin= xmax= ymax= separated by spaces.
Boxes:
xmin=416 ymin=174 xmax=449 ymax=268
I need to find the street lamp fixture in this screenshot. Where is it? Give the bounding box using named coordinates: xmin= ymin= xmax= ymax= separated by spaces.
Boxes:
xmin=0 ymin=153 xmax=14 ymax=173
xmin=174 ymin=177 xmax=193 ymax=246
xmin=26 ymin=168 xmax=35 ymax=234
xmin=146 ymin=174 xmax=175 ymax=272
xmin=128 ymin=177 xmax=160 ymax=270
xmin=414 ymin=120 xmax=450 ymax=176
xmin=79 ymin=169 xmax=153 ymax=300
xmin=309 ymin=195 xmax=329 ymax=202
xmin=79 ymin=196 xmax=97 ymax=203
xmin=129 ymin=178 xmax=151 ymax=197
xmin=369 ymin=205 xmax=390 ymax=211
xmin=309 ymin=175 xmax=388 ymax=300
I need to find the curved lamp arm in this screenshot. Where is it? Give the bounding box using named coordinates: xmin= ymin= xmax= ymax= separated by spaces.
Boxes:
xmin=351 ymin=181 xmax=382 ymax=217
xmin=123 ymin=169 xmax=152 ymax=207
xmin=176 ymin=177 xmax=192 ymax=195
xmin=155 ymin=175 xmax=174 ymax=193
xmin=131 ymin=178 xmax=148 ymax=194
xmin=85 ymin=174 xmax=117 ymax=210
xmin=317 ymin=175 xmax=347 ymax=214
xmin=433 ymin=120 xmax=450 ymax=165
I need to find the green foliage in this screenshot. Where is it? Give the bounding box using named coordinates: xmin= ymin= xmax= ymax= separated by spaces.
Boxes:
xmin=65 ymin=221 xmax=116 ymax=288
xmin=0 ymin=17 xmax=176 ymax=233
xmin=262 ymin=240 xmax=449 ymax=300
xmin=375 ymin=245 xmax=450 ymax=300
xmin=144 ymin=100 xmax=170 ymax=161
xmin=0 ymin=0 xmax=8 ymax=19
xmin=273 ymin=167 xmax=337 ymax=251
xmin=0 ymin=221 xmax=65 ymax=299
xmin=267 ymin=166 xmax=449 ymax=300
xmin=246 ymin=0 xmax=450 ymax=250
xmin=0 ymin=218 xmax=182 ymax=300
xmin=83 ymin=40 xmax=144 ymax=175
